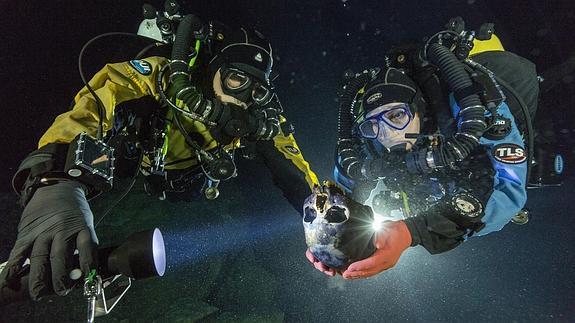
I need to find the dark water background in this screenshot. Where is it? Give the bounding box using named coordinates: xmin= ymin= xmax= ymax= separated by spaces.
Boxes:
xmin=1 ymin=0 xmax=574 ymax=322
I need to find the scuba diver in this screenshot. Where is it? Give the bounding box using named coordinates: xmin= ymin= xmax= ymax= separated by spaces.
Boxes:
xmin=0 ymin=3 xmax=319 ymax=303
xmin=304 ymin=18 xmax=545 ymax=279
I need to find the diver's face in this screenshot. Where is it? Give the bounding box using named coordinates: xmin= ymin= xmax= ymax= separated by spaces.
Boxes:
xmin=364 ymin=103 xmax=420 ymax=151
xmin=213 ymin=67 xmax=274 ymax=109
xmin=213 ymin=69 xmax=249 ymax=109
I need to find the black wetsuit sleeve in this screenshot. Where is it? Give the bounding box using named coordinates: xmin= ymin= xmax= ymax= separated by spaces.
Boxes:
xmin=255 ymin=117 xmax=319 ymax=215
xmin=403 ymin=155 xmax=496 ymax=254
xmin=403 ymin=206 xmax=467 ymax=254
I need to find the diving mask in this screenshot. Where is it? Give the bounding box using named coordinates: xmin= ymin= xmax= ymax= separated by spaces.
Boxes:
xmin=358 ymin=104 xmax=413 ymax=139
xmin=221 ymin=66 xmax=274 ymax=106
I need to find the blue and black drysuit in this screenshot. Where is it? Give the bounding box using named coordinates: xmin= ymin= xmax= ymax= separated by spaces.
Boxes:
xmin=336 ymin=51 xmax=534 ymax=254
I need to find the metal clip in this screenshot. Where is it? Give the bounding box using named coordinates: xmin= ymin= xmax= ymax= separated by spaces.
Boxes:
xmin=84 ymin=270 xmax=103 ymax=323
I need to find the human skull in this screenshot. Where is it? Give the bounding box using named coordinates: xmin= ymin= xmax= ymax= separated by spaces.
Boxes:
xmin=303 ymin=183 xmax=376 ymax=270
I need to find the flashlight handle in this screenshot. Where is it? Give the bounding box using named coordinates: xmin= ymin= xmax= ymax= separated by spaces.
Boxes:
xmin=0 ymin=271 xmax=30 ymax=306
xmin=0 ymin=250 xmax=110 ymax=307
xmin=0 ymin=263 xmax=83 ymax=306
xmin=0 ymin=268 xmax=98 ymax=307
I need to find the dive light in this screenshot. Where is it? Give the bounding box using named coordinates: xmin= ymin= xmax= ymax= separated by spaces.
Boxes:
xmin=0 ymin=228 xmax=166 ymax=308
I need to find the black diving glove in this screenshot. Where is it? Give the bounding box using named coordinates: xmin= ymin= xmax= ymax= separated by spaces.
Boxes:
xmin=210 ymin=102 xmax=259 ymax=145
xmin=0 ymin=180 xmax=98 ymax=300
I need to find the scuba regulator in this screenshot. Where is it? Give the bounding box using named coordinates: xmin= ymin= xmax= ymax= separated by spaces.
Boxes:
xmin=137 ymin=1 xmax=183 ymax=44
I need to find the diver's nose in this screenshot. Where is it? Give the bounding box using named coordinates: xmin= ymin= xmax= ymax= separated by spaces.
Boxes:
xmin=378 ymin=121 xmax=396 ymax=139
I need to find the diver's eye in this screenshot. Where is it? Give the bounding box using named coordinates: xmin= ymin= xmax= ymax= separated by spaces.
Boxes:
xmin=224 ymin=72 xmax=250 ymax=90
xmin=252 ymin=84 xmax=271 ymax=103
xmin=303 ymin=207 xmax=317 ymax=223
xmin=325 ymin=206 xmax=348 ymax=223
xmin=384 ymin=110 xmax=408 ymax=125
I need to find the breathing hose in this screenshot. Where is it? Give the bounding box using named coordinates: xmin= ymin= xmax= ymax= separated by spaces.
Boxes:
xmin=78 ymin=32 xmax=148 ymax=139
xmin=335 ymin=69 xmax=378 ymax=179
xmin=405 ymin=43 xmax=488 ymax=173
xmin=168 ymin=14 xmax=222 ymax=125
xmin=252 ymin=99 xmax=282 ymax=140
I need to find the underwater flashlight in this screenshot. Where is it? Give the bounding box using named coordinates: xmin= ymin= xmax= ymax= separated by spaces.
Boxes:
xmin=71 ymin=228 xmax=166 ymax=281
xmin=98 ymin=228 xmax=166 ymax=280
xmin=0 ymin=228 xmax=166 ymax=306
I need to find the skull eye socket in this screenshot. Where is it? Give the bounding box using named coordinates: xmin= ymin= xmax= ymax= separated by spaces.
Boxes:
xmin=303 ymin=207 xmax=317 ymax=223
xmin=325 ymin=206 xmax=348 ymax=223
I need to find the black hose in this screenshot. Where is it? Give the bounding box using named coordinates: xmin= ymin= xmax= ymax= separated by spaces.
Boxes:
xmin=461 ymin=59 xmax=534 ymax=183
xmin=78 ymin=32 xmax=142 ymax=140
xmin=168 ymin=15 xmax=221 ymax=123
xmin=171 ymin=15 xmax=201 ymax=65
xmin=335 ymin=71 xmax=376 ymax=179
xmin=256 ymin=100 xmax=282 ymax=140
xmin=422 ymin=43 xmax=487 ymax=169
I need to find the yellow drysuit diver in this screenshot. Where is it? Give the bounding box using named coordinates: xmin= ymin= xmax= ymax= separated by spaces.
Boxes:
xmin=1 ymin=16 xmax=318 ymax=301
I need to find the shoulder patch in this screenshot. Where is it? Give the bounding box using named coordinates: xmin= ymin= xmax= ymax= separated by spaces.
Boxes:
xmin=492 ymin=143 xmax=526 ymax=164
xmin=283 ymin=145 xmax=300 ymax=155
xmin=451 ymin=193 xmax=483 ymax=218
xmin=129 ymin=60 xmax=152 ymax=75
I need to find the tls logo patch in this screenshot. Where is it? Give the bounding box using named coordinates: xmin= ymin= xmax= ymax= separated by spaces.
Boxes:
xmin=129 ymin=60 xmax=152 ymax=75
xmin=492 ymin=144 xmax=526 ymax=164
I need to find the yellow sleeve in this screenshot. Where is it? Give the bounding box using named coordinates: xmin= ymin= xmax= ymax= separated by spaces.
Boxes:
xmin=270 ymin=116 xmax=319 ymax=190
xmin=38 ymin=56 xmax=168 ymax=148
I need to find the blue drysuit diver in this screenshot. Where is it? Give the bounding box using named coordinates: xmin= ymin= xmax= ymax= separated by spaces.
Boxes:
xmin=0 ymin=13 xmax=319 ymax=303
xmin=305 ymin=21 xmax=537 ymax=279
